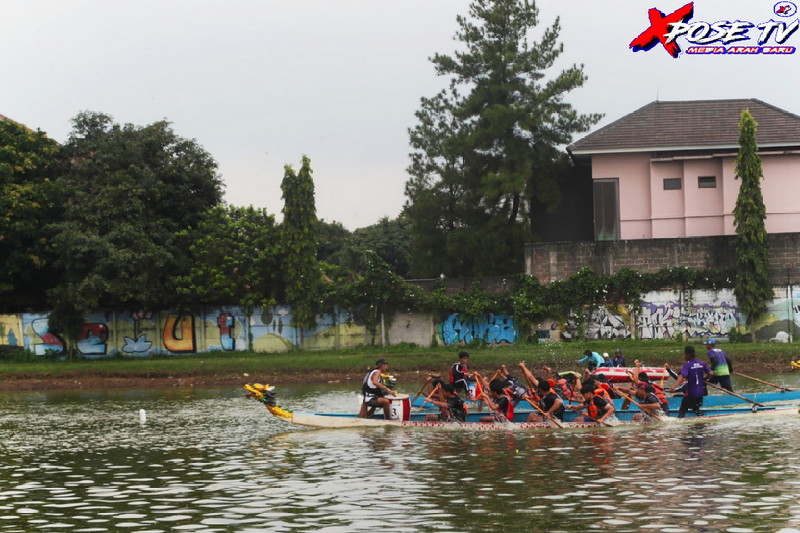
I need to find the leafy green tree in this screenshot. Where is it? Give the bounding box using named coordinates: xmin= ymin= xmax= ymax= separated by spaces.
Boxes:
xmin=342 ymin=217 xmax=412 ymax=278
xmin=404 ymin=0 xmax=600 ymax=278
xmin=0 ymin=118 xmax=60 ymax=310
xmin=339 ymin=250 xmax=415 ymax=345
xmin=317 ymin=219 xmax=351 ymax=265
xmin=47 ymin=112 xmax=223 ymax=350
xmin=175 ymin=205 xmax=281 ymax=309
xmin=733 ymin=109 xmax=772 ymax=340
xmin=280 ymin=155 xmax=320 ymax=337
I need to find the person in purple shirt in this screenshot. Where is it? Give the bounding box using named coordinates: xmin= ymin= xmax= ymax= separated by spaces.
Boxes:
xmin=668 ymin=345 xmax=713 ymax=418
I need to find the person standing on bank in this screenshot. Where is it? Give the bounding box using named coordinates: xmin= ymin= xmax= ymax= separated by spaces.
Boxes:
xmin=705 ymin=338 xmax=734 ymax=391
xmin=669 ymin=346 xmax=713 ymax=418
xmin=360 ymin=358 xmax=396 ymax=419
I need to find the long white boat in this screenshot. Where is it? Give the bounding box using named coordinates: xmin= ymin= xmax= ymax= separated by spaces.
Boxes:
xmin=244 ymin=383 xmax=799 ymax=430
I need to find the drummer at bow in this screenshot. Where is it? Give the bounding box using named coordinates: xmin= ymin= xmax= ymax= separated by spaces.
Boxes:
xmin=359 ymin=358 xmax=397 ymax=419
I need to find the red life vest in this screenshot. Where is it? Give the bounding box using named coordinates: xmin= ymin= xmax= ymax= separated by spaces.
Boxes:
xmin=647 ymin=382 xmax=668 ymax=408
xmin=594 ymin=387 xmax=613 ymax=403
xmin=585 ymin=396 xmax=609 ymax=419
xmin=555 ymin=379 xmax=576 ymax=400
xmin=585 ymin=397 xmax=600 ymax=419
xmin=497 ymin=389 xmax=516 ymax=420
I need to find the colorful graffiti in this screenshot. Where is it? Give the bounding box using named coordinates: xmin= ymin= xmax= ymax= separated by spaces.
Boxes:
xmin=5 ymin=306 xmax=369 ymax=357
xmin=637 ymin=291 xmax=739 ymax=340
xmin=438 ymin=313 xmax=517 ymax=346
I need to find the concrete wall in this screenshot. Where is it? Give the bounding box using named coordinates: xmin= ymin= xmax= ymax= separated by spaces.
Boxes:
xmin=525 ymin=233 xmax=800 ymax=285
xmin=387 ymin=312 xmax=434 ymax=347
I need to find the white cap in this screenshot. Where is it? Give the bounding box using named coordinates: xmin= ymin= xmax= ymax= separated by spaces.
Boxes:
xmin=603 ymin=352 xmax=609 ymax=358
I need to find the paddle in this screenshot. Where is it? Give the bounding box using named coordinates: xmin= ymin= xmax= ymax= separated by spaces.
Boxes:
xmin=733 ymin=371 xmax=793 ymax=391
xmin=705 ymin=381 xmax=765 ymax=407
xmin=522 ymin=395 xmax=564 ymax=428
xmin=411 ymin=376 xmax=433 ymax=405
xmin=414 ymin=383 xmax=441 ymax=411
xmin=565 ymin=394 xmax=613 ymax=426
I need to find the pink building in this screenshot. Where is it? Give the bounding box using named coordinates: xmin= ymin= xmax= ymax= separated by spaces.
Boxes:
xmin=568 ymin=99 xmax=800 ymax=241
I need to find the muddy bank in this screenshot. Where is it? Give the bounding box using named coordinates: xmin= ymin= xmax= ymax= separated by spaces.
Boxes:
xmin=0 ymin=372 xmax=354 ymax=392
xmin=0 ymin=356 xmax=797 ymax=392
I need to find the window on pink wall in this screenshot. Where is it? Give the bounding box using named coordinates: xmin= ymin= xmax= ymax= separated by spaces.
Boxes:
xmin=593 ymin=178 xmax=619 ymax=241
xmin=663 ymin=178 xmax=682 ymax=190
xmin=698 ymin=176 xmax=717 ymax=188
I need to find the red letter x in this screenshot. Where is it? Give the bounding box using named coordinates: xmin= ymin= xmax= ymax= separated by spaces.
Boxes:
xmin=630 ymin=3 xmax=694 ymax=58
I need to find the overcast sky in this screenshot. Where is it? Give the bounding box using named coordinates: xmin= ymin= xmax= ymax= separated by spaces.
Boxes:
xmin=2 ymin=1 xmax=798 ymax=229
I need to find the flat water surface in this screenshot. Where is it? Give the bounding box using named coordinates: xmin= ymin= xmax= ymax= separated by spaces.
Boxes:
xmin=2 ymin=375 xmax=800 ymax=532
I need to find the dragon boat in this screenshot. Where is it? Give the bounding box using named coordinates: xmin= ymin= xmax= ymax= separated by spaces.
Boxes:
xmin=243 ymin=383 xmax=798 ymax=430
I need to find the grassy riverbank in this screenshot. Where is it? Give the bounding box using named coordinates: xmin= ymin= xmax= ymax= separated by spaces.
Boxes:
xmin=1 ymin=340 xmax=799 ymax=391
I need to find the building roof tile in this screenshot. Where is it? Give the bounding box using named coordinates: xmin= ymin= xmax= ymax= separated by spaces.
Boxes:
xmin=569 ymin=99 xmax=800 ymax=154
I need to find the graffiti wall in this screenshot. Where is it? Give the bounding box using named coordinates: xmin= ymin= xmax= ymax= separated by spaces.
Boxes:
xmin=437 ymin=313 xmax=517 ymax=346
xmin=2 ymin=286 xmax=797 ymax=355
xmin=1 ymin=306 xmax=368 ymax=357
xmin=562 ymin=306 xmax=632 ymax=341
xmin=753 ymin=287 xmax=800 ymax=341
xmin=548 ymin=289 xmax=744 ymax=343
xmin=637 ymin=289 xmax=739 ymax=340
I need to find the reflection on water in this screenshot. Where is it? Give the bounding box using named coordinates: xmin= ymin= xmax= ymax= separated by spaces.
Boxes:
xmin=1 ymin=377 xmax=800 ymax=531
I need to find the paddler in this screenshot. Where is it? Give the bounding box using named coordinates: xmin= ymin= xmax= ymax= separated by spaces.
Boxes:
xmin=500 ymin=363 xmax=536 ymax=405
xmin=525 ymin=380 xmax=565 ymax=423
xmin=544 ymin=366 xmax=581 ymax=402
xmin=479 ymin=378 xmax=515 ymax=423
xmin=423 ymin=383 xmax=468 ymax=422
xmin=359 ymin=358 xmax=397 ymax=419
xmin=619 ymin=370 xmax=669 ymax=414
xmin=631 ymin=382 xmax=667 ymax=421
xmin=568 ymin=384 xmax=615 ymax=424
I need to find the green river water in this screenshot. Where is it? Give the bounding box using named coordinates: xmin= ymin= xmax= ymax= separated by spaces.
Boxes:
xmin=2 ymin=375 xmax=800 ymax=532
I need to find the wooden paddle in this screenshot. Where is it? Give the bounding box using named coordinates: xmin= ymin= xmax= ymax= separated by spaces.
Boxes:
xmin=706 ymin=381 xmax=765 ymax=407
xmin=411 ymin=376 xmax=433 ymax=404
xmin=414 ymin=384 xmax=441 ymax=411
xmin=733 ymin=371 xmax=793 ymax=391
xmin=522 ymin=395 xmax=564 ymax=428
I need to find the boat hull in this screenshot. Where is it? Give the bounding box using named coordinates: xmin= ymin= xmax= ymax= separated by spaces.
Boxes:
xmin=288 ymin=406 xmax=796 ymax=429
xmin=613 ymin=389 xmax=800 ymax=410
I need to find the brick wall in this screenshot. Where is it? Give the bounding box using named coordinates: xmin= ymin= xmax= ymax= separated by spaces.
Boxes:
xmin=525 ymin=232 xmax=800 ymax=284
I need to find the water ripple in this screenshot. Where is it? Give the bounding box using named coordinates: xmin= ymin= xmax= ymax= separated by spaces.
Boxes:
xmin=1 ymin=384 xmax=800 ymax=531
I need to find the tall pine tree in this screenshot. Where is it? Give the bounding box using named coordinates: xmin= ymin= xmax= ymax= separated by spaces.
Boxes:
xmin=280 ymin=155 xmax=319 ymax=341
xmin=733 ymin=109 xmax=772 ymax=341
xmin=404 ymin=0 xmax=600 ymax=277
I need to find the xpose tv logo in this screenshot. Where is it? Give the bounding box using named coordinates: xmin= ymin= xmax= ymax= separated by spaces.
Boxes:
xmin=629 ymin=2 xmax=799 ymax=57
